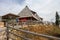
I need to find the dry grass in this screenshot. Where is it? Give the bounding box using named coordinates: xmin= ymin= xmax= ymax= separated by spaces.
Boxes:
xmin=9 ymin=24 xmax=60 ymax=40
xmin=23 ymin=24 xmax=60 ymax=34
xmin=22 ymin=24 xmax=60 ymax=40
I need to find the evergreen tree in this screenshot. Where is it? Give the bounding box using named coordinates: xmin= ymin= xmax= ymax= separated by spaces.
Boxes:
xmin=55 ymin=12 xmax=59 ymax=26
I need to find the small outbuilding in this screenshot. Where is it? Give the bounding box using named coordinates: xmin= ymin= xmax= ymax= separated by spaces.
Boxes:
xmin=2 ymin=13 xmax=19 ymax=26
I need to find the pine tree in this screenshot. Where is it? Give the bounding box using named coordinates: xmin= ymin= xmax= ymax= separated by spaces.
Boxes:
xmin=55 ymin=12 xmax=59 ymax=26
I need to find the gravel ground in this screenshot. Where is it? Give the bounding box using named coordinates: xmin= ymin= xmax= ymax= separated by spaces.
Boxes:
xmin=0 ymin=27 xmax=6 ymax=40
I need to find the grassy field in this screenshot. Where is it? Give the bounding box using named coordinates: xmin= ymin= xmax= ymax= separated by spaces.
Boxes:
xmin=10 ymin=24 xmax=60 ymax=40
xmin=21 ymin=24 xmax=60 ymax=40
xmin=22 ymin=24 xmax=60 ymax=34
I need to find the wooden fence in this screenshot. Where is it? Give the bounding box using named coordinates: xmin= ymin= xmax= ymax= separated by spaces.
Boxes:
xmin=6 ymin=25 xmax=60 ymax=40
xmin=0 ymin=20 xmax=59 ymax=40
xmin=0 ymin=25 xmax=60 ymax=40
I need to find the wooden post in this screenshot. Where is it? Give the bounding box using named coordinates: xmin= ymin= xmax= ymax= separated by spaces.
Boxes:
xmin=6 ymin=22 xmax=9 ymax=40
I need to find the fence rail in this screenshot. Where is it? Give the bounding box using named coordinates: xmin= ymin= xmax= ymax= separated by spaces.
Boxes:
xmin=0 ymin=26 xmax=60 ymax=40
xmin=7 ymin=26 xmax=60 ymax=40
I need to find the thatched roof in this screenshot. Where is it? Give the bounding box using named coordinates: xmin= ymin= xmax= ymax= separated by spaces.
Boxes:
xmin=18 ymin=6 xmax=43 ymax=21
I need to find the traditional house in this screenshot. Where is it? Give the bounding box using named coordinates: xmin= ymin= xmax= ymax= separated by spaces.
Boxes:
xmin=2 ymin=13 xmax=19 ymax=26
xmin=18 ymin=6 xmax=43 ymax=22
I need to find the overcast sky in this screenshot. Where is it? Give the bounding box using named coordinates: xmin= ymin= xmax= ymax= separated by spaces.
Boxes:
xmin=0 ymin=0 xmax=60 ymax=22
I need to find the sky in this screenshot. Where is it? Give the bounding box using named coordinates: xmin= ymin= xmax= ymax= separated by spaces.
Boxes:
xmin=0 ymin=0 xmax=60 ymax=22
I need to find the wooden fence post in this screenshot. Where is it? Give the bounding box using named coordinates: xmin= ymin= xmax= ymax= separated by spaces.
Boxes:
xmin=6 ymin=22 xmax=9 ymax=40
